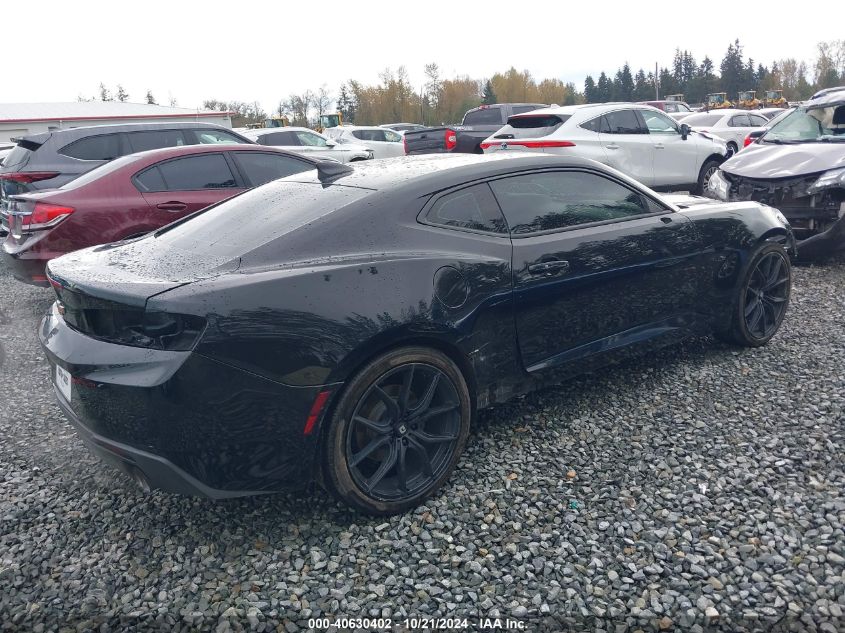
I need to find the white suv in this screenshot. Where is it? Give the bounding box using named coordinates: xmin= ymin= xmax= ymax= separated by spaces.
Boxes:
xmin=481 ymin=104 xmax=729 ymax=193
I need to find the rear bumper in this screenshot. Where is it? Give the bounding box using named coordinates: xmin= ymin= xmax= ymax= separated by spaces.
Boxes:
xmin=39 ymin=302 xmax=338 ymax=495
xmin=54 ymin=386 xmax=266 ymax=498
xmin=1 ymin=245 xmax=50 ymax=285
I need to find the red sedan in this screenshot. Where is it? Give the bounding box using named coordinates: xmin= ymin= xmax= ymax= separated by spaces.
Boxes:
xmin=2 ymin=144 xmax=319 ymax=285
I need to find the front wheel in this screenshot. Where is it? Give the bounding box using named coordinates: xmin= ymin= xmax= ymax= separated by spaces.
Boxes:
xmin=716 ymin=242 xmax=791 ymax=347
xmin=323 ymin=347 xmax=472 ymax=515
xmin=695 ymin=158 xmax=722 ymax=195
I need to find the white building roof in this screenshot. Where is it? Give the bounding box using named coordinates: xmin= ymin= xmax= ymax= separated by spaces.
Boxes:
xmin=0 ymin=102 xmax=232 ymax=123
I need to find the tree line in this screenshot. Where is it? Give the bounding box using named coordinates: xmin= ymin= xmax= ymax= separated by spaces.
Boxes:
xmin=80 ymin=38 xmax=844 ymax=128
xmin=585 ymin=40 xmax=843 ymax=105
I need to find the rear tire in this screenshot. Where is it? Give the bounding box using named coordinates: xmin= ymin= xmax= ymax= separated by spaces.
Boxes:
xmin=322 ymin=346 xmax=472 ymax=515
xmin=715 ymin=242 xmax=791 ymax=347
xmin=695 ymin=158 xmax=722 ymax=195
xmin=726 ymin=142 xmax=738 ymax=157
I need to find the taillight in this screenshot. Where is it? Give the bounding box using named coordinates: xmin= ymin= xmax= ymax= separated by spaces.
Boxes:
xmin=445 ymin=129 xmax=457 ymax=151
xmin=743 ymin=134 xmax=754 ymax=148
xmin=8 ymin=199 xmax=74 ymax=236
xmin=403 ymin=134 xmax=408 ymax=154
xmin=0 ymin=172 xmax=59 ymax=184
xmin=20 ymin=202 xmax=75 ymax=232
xmin=480 ymin=140 xmax=576 ymax=150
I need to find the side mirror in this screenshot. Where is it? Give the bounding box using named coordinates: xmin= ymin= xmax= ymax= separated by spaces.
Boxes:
xmin=325 ymin=139 xmax=337 ymax=147
xmin=680 ymin=123 xmax=691 ymax=140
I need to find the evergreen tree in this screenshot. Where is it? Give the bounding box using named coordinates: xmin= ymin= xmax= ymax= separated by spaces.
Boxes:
xmin=633 ymin=69 xmax=651 ymax=101
xmin=481 ymin=80 xmax=497 ymax=105
xmin=145 ymin=90 xmax=156 ymax=105
xmin=613 ymin=64 xmax=634 ymax=101
xmin=116 ymin=85 xmax=128 ymax=102
xmin=596 ymin=72 xmax=612 ymax=102
xmin=99 ymin=83 xmax=111 ymax=101
xmin=719 ymin=39 xmax=746 ymax=99
xmin=584 ymin=76 xmax=597 ymax=103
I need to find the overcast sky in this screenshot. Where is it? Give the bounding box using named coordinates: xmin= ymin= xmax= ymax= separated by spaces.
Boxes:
xmin=4 ymin=0 xmax=839 ymax=113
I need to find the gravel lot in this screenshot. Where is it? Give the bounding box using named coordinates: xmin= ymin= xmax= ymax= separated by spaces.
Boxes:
xmin=1 ymin=256 xmax=844 ymax=633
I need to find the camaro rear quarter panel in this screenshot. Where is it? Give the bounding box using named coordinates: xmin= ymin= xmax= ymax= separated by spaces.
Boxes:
xmin=39 ymin=304 xmax=324 ymax=492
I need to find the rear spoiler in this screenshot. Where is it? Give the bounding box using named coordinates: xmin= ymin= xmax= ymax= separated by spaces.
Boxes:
xmin=12 ymin=138 xmax=44 ymax=151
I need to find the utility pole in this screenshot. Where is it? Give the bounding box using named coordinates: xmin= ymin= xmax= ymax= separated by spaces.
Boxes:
xmin=655 ymin=62 xmax=659 ymax=100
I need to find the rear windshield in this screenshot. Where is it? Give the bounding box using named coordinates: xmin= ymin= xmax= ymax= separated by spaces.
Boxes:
xmin=494 ymin=114 xmax=571 ymax=139
xmin=463 ymin=108 xmax=502 ymax=126
xmin=153 ymin=181 xmax=368 ymax=258
xmin=681 ymin=113 xmax=723 ymax=127
xmin=1 ymin=145 xmax=35 ymax=170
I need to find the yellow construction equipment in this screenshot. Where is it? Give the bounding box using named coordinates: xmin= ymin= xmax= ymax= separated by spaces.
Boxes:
xmin=706 ymin=93 xmax=733 ymax=109
xmin=316 ymin=112 xmax=343 ymax=132
xmin=738 ymin=90 xmax=761 ymax=109
xmin=245 ymin=116 xmax=291 ymax=130
xmin=763 ymin=90 xmax=788 ymax=108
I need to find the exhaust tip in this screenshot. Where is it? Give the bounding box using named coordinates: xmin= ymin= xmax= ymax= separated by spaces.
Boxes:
xmin=130 ymin=467 xmax=151 ymax=494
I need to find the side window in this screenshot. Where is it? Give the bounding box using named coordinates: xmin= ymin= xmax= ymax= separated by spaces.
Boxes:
xmin=581 ymin=116 xmax=601 ymax=133
xmin=151 ymin=154 xmax=237 ymax=191
xmin=134 ymin=166 xmax=166 ymax=192
xmin=641 ymin=110 xmax=679 ymax=134
xmin=193 ymin=129 xmax=248 ymax=144
xmin=664 ymin=103 xmax=678 ymax=113
xmin=383 ymin=130 xmax=402 ymax=142
xmin=59 ymin=134 xmax=122 ymax=160
xmin=490 ymin=171 xmax=656 ymax=234
xmin=748 ymin=115 xmax=768 ymax=127
xmin=259 ymin=132 xmax=299 ymax=146
xmin=729 ymin=115 xmax=750 ymax=127
xmin=603 ymin=110 xmax=645 ymax=134
xmin=424 ymin=183 xmax=507 ymax=234
xmin=232 ymin=152 xmax=312 ymax=186
xmin=462 ymin=107 xmax=503 ymax=125
xmin=126 ymin=129 xmax=187 ymax=153
xmin=295 ymin=131 xmax=328 ymax=147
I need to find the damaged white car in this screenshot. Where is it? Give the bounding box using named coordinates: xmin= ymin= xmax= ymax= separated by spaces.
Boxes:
xmin=707 ymin=87 xmax=845 ymax=260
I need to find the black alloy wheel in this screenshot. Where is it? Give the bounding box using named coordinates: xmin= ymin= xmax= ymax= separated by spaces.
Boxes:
xmin=324 ymin=347 xmax=471 ymax=515
xmin=742 ymin=250 xmax=790 ymax=340
xmin=717 ymin=241 xmax=791 ymax=347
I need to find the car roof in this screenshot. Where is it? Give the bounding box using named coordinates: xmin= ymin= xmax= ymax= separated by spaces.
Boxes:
xmin=19 ymin=121 xmax=239 ymax=145
xmin=806 ymin=88 xmax=845 ymax=109
xmin=287 ymin=152 xmax=618 ymax=192
xmin=510 ymin=102 xmax=663 ymax=120
xmin=242 ymin=126 xmax=317 ymax=137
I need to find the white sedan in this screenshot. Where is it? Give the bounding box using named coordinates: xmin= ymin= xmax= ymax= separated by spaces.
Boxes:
xmin=242 ymin=127 xmax=373 ymax=163
xmin=324 ymin=126 xmax=406 ymax=159
xmin=680 ymin=109 xmax=769 ymax=156
xmin=481 ymin=103 xmax=729 ymax=193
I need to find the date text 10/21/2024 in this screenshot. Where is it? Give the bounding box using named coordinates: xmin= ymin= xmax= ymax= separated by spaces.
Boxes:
xmin=308 ymin=617 xmax=528 ymax=630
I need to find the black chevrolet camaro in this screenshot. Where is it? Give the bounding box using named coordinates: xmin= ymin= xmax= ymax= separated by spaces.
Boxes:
xmin=40 ymin=154 xmax=794 ymax=515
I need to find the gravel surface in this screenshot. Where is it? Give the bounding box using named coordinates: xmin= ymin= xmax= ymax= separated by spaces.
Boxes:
xmin=1 ymin=256 xmax=844 ymax=633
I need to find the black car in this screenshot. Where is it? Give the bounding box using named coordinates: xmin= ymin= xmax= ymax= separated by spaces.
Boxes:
xmin=0 ymin=122 xmax=253 ymax=232
xmin=707 ymin=90 xmax=845 ymax=260
xmin=40 ymin=154 xmax=794 ymax=515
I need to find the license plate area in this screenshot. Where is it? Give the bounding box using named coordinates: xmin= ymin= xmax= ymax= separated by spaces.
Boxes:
xmin=55 ymin=364 xmax=72 ymax=402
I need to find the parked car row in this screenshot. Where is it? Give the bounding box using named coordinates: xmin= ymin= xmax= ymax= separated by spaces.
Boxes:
xmin=8 ymin=90 xmax=842 ymax=516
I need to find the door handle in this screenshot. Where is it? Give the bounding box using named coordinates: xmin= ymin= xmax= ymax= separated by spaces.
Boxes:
xmin=654 ymin=143 xmax=665 ymax=149
xmin=156 ymin=201 xmax=188 ymax=212
xmin=528 ymin=260 xmax=570 ymax=275
xmin=605 ymin=144 xmax=620 ymax=150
